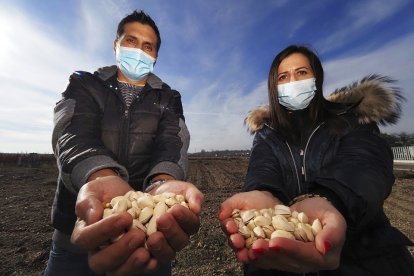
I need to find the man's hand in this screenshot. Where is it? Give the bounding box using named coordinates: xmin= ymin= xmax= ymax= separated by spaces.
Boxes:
xmin=145 ymin=180 xmax=204 ymax=263
xmin=71 ymin=175 xmax=156 ymax=274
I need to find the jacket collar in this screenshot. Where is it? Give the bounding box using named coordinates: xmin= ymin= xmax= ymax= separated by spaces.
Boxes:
xmin=95 ymin=65 xmax=164 ymax=89
xmin=245 ymin=74 xmax=404 ymax=134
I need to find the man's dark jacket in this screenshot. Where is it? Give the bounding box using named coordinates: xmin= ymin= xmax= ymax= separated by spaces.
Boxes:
xmin=51 ymin=66 xmax=189 ymax=235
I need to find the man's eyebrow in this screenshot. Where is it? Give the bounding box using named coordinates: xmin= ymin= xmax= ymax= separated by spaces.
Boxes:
xmin=124 ymin=35 xmax=138 ymax=40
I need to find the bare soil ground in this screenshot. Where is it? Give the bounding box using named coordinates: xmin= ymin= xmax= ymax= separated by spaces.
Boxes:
xmin=0 ymin=158 xmax=413 ymax=276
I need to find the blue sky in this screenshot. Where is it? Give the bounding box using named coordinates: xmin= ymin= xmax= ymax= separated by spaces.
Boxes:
xmin=1 ymin=0 xmax=413 ymax=153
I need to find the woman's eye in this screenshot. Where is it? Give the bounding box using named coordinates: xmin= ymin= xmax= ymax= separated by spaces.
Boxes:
xmin=278 ymin=75 xmax=286 ymax=81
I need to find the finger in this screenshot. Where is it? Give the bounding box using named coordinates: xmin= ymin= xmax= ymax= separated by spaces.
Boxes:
xmin=229 ymin=233 xmax=246 ymax=250
xmin=146 ymin=231 xmax=176 ymax=262
xmin=251 ymin=238 xmax=269 ymax=254
xmin=220 ymin=218 xmax=238 ymax=235
xmin=314 ymin=213 xmax=346 ymax=256
xmin=268 ymin=237 xmax=323 ymax=269
xmin=235 ymin=248 xmax=250 ymax=263
xmin=218 ymin=197 xmax=237 ymax=221
xmin=168 ymin=204 xmax=200 ymax=236
xmin=105 ymin=247 xmax=153 ymax=276
xmin=88 ymin=228 xmax=147 ymax=274
xmin=157 ymin=212 xmax=190 ymax=251
xmin=75 ymin=195 xmax=104 ymax=224
xmin=185 ymin=187 xmax=204 ymax=215
xmin=71 ymin=213 xmax=132 ymax=250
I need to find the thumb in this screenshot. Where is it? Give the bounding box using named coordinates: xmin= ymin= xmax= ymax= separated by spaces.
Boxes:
xmin=75 ymin=195 xmax=104 ymax=225
xmin=218 ymin=198 xmax=237 ymax=221
xmin=314 ymin=215 xmax=346 ymax=255
xmin=186 ymin=187 xmax=204 ymax=215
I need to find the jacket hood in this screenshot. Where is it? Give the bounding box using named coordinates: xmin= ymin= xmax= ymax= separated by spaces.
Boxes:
xmin=245 ymin=75 xmax=405 ymax=134
xmin=95 ymin=65 xmax=164 ymax=89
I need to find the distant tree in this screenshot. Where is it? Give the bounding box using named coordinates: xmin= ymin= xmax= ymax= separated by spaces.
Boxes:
xmin=381 ymin=132 xmax=414 ymax=147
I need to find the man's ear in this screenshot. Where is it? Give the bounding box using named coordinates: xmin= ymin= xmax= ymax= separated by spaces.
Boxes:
xmin=113 ymin=39 xmax=117 ymax=54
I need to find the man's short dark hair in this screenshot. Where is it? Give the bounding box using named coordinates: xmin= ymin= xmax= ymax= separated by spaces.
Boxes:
xmin=117 ymin=10 xmax=161 ymax=51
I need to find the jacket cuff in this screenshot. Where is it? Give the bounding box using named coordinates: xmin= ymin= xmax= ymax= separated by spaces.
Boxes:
xmin=70 ymin=155 xmax=129 ymax=192
xmin=310 ymin=185 xmax=348 ymax=218
xmin=143 ymin=161 xmax=184 ymax=189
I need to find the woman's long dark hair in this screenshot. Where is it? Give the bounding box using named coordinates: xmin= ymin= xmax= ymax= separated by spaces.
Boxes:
xmin=268 ymin=45 xmax=326 ymax=138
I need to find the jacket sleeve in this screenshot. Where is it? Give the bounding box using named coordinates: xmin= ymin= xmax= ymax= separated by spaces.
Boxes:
xmin=143 ymin=89 xmax=190 ymax=186
xmin=313 ymin=123 xmax=394 ymax=232
xmin=244 ymin=132 xmax=291 ymax=204
xmin=52 ymin=72 xmax=128 ymax=194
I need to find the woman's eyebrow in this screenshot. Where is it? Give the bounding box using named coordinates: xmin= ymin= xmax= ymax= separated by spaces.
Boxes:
xmin=294 ymin=66 xmax=310 ymax=71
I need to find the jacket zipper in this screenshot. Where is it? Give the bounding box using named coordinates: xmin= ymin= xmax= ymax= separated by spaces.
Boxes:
xmin=118 ymin=93 xmax=142 ymax=165
xmin=118 ymin=107 xmax=129 ymax=164
xmin=303 ymin=122 xmax=324 ymax=182
xmin=285 ymin=141 xmax=302 ymax=194
xmin=288 ymin=123 xmax=324 ymax=276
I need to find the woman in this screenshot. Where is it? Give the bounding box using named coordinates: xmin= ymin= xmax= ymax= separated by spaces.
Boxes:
xmin=219 ymin=45 xmax=414 ymax=275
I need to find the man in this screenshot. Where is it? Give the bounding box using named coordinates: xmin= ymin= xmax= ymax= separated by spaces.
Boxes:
xmin=45 ymin=10 xmax=203 ymax=275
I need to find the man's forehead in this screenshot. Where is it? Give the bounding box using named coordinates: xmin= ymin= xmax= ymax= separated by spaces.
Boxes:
xmin=122 ymin=26 xmax=156 ymax=41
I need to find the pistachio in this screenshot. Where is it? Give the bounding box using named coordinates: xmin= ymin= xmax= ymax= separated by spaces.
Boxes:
xmin=311 ymin=218 xmax=322 ymax=236
xmin=297 ymin=212 xmax=308 ymax=224
xmin=253 ymin=215 xmax=271 ymax=227
xmin=231 ymin=203 xmax=323 ymax=248
xmin=272 ymin=215 xmax=294 ymax=232
xmin=274 ymin=204 xmax=291 ymax=216
xmin=102 ymin=190 xmax=190 ymax=241
xmin=239 ymin=225 xmax=252 ymax=238
xmin=253 ymin=226 xmax=266 ymax=239
xmin=240 ymin=210 xmax=255 ymax=223
xmin=271 ymin=229 xmax=295 ymax=240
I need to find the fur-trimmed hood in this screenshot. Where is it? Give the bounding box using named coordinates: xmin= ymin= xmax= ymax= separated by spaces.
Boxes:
xmin=245 ymin=75 xmax=405 ymax=134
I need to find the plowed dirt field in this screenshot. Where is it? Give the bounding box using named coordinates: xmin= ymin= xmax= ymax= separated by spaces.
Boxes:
xmin=0 ymin=158 xmax=413 ymax=275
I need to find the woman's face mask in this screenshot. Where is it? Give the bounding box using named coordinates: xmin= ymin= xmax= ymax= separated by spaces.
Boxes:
xmin=277 ymin=78 xmax=316 ymax=110
xmin=115 ymin=43 xmax=156 ymax=81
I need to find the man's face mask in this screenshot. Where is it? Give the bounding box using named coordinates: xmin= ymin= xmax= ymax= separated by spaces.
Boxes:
xmin=115 ymin=42 xmax=156 ymax=81
xmin=277 ymin=78 xmax=316 ymax=110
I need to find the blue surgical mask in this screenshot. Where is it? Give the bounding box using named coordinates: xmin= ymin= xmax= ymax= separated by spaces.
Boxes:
xmin=115 ymin=45 xmax=156 ymax=81
xmin=277 ymin=78 xmax=316 ymax=110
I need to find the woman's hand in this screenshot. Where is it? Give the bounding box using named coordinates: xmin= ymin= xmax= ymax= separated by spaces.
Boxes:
xmin=218 ymin=190 xmax=282 ymax=263
xmin=247 ymin=196 xmax=347 ymax=273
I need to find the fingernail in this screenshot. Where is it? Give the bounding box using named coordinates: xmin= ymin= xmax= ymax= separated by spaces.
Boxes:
xmin=253 ymin=248 xmax=265 ymax=254
xmin=270 ymin=246 xmax=280 ymax=252
xmin=323 ymin=240 xmax=332 ymax=255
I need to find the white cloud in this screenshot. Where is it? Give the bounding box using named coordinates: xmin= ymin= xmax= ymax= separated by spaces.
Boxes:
xmin=0 ymin=3 xmax=106 ymax=153
xmin=323 ymin=32 xmax=414 ymax=134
